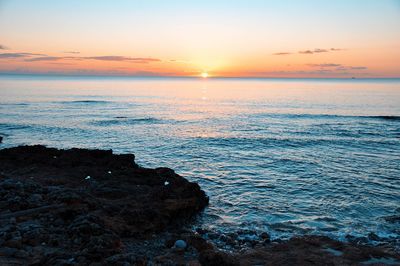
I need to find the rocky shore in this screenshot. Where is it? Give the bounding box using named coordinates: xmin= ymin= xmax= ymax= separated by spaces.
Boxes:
xmin=0 ymin=144 xmax=399 ymax=265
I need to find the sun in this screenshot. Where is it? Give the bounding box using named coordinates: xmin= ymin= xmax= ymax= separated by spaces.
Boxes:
xmin=201 ymin=72 xmax=208 ymax=78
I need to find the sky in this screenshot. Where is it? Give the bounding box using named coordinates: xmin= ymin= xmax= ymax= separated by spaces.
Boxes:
xmin=0 ymin=0 xmax=399 ymax=78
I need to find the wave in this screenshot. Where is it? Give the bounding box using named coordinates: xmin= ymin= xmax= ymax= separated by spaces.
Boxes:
xmin=0 ymin=123 xmax=32 ymax=130
xmin=0 ymin=103 xmax=30 ymax=106
xmin=57 ymin=100 xmax=112 ymax=104
xmin=365 ymin=115 xmax=400 ymax=121
xmin=195 ymin=135 xmax=398 ymax=150
xmin=90 ymin=117 xmax=167 ymax=126
xmin=253 ymin=113 xmax=400 ymax=121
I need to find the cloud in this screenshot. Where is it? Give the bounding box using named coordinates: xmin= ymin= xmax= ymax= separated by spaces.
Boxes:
xmin=47 ymin=62 xmax=74 ymax=65
xmin=236 ymin=68 xmax=373 ymax=78
xmin=272 ymin=52 xmax=292 ymax=56
xmin=348 ymin=66 xmax=367 ymax=70
xmin=298 ymin=50 xmax=314 ymax=54
xmin=313 ymin=48 xmax=329 ymax=53
xmin=299 ymin=48 xmax=329 ymax=54
xmin=307 ymin=63 xmax=367 ymax=71
xmin=20 ymin=54 xmax=161 ymax=64
xmin=0 ymin=45 xmax=8 ymax=50
xmin=274 ymin=48 xmax=345 ymax=55
xmin=242 ymin=70 xmax=346 ymax=76
xmin=0 ymin=49 xmax=161 ymax=64
xmin=0 ymin=67 xmax=180 ymax=77
xmin=25 ymin=56 xmax=64 ymax=62
xmin=0 ymin=52 xmax=44 ymax=58
xmin=83 ymin=56 xmax=161 ymax=63
xmin=307 ymin=63 xmax=342 ymax=68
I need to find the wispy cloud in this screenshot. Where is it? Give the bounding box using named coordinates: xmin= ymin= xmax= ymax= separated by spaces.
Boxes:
xmin=272 ymin=52 xmax=292 ymax=56
xmin=0 ymin=45 xmax=8 ymax=50
xmin=0 ymin=52 xmax=44 ymax=58
xmin=63 ymin=51 xmax=80 ymax=54
xmin=238 ymin=68 xmax=371 ymax=77
xmin=20 ymin=54 xmax=162 ymax=63
xmin=313 ymin=48 xmax=329 ymax=53
xmin=307 ymin=63 xmax=342 ymax=68
xmin=83 ymin=56 xmax=161 ymax=63
xmin=330 ymin=48 xmax=344 ymax=51
xmin=307 ymin=63 xmax=367 ymax=71
xmin=274 ymin=48 xmax=344 ymax=55
xmin=348 ymin=66 xmax=367 ymax=70
xmin=0 ymin=67 xmax=180 ymax=77
xmin=299 ymin=48 xmax=329 ymax=54
xmin=298 ymin=50 xmax=314 ymax=54
xmin=25 ymin=56 xmax=64 ymax=62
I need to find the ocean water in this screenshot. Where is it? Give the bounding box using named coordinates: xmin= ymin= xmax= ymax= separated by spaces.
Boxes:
xmin=1 ymin=75 xmax=400 ymax=246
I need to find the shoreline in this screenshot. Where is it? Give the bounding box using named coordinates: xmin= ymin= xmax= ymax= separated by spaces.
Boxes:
xmin=0 ymin=144 xmax=399 ymax=265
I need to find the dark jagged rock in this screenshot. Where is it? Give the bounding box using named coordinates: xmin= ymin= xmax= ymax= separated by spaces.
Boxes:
xmin=0 ymin=145 xmax=208 ymax=265
xmin=197 ymin=235 xmax=400 ymax=266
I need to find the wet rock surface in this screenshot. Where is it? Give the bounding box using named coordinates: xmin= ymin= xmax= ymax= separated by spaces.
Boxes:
xmin=196 ymin=235 xmax=400 ymax=266
xmin=0 ymin=145 xmax=399 ymax=265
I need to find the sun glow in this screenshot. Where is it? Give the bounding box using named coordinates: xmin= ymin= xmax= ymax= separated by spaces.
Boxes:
xmin=201 ymin=72 xmax=209 ymax=78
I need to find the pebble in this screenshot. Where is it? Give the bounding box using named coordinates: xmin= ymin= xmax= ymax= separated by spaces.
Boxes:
xmin=174 ymin=240 xmax=187 ymax=249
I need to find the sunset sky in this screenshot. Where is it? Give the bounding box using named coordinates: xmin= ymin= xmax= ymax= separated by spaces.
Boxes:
xmin=0 ymin=0 xmax=399 ymax=78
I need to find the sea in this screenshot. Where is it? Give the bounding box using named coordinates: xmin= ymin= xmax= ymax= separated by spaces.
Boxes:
xmin=1 ymin=74 xmax=399 ymax=247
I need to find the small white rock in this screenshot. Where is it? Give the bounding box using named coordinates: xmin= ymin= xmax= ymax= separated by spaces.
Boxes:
xmin=164 ymin=181 xmax=169 ymax=186
xmin=174 ymin=240 xmax=187 ymax=249
xmin=85 ymin=176 xmax=91 ymax=180
xmin=108 ymin=171 xmax=112 ymax=174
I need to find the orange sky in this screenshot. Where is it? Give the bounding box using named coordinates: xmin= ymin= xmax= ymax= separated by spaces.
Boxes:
xmin=0 ymin=0 xmax=399 ymax=78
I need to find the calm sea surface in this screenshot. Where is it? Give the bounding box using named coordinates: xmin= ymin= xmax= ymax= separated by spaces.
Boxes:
xmin=1 ymin=75 xmax=399 ymax=245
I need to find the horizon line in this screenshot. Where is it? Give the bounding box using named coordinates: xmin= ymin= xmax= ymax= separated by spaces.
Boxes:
xmin=0 ymin=72 xmax=399 ymax=80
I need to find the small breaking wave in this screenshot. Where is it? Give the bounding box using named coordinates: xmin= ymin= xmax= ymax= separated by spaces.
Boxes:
xmin=0 ymin=103 xmax=30 ymax=107
xmin=0 ymin=123 xmax=32 ymax=130
xmin=57 ymin=100 xmax=112 ymax=104
xmin=365 ymin=115 xmax=400 ymax=121
xmin=252 ymin=113 xmax=400 ymax=122
xmin=90 ymin=117 xmax=167 ymax=126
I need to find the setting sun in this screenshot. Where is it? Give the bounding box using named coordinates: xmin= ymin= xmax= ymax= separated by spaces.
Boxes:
xmin=201 ymin=72 xmax=209 ymax=78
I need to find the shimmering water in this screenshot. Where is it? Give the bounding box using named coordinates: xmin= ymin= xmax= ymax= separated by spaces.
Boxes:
xmin=1 ymin=75 xmax=399 ymax=245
